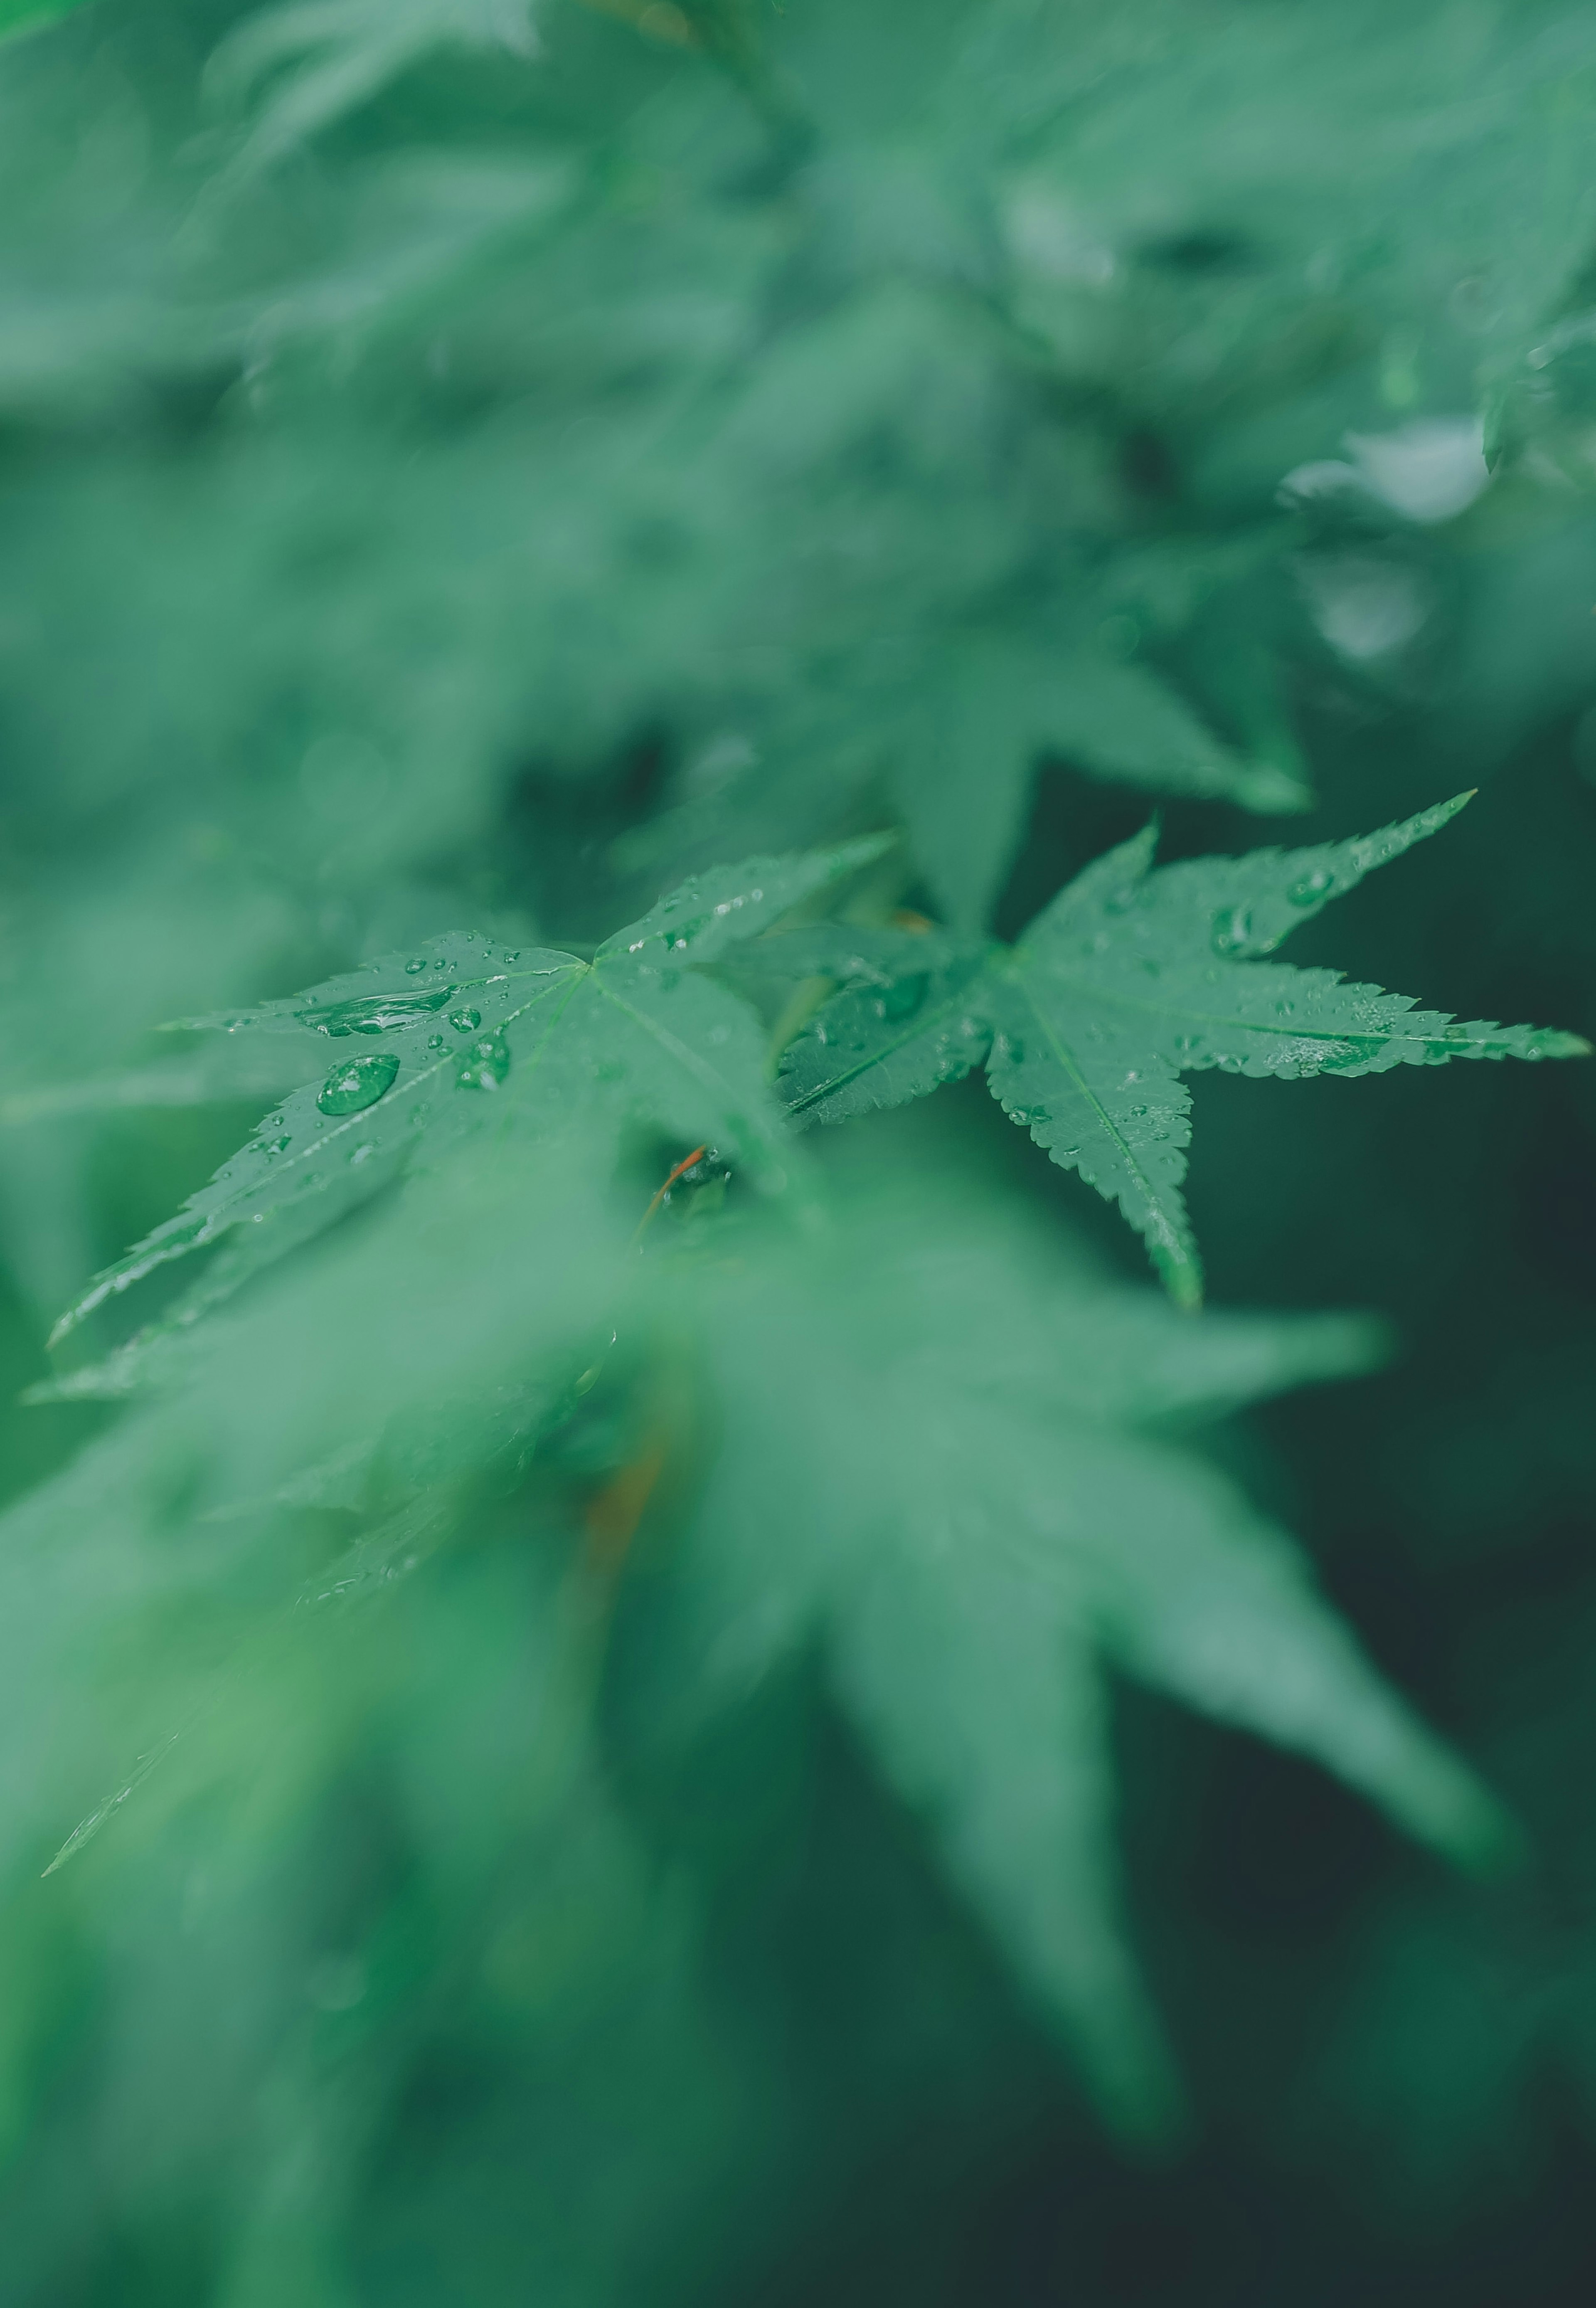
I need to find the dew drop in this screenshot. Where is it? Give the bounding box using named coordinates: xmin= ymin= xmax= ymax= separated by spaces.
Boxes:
xmin=1210 ymin=905 xmax=1255 ymax=957
xmin=1288 ymin=866 xmax=1335 ymax=907
xmin=661 ymin=914 xmax=711 ymax=952
xmin=427 ymin=1033 xmax=445 ymax=1050
xmin=880 ymin=972 xmax=929 ymax=1023
xmin=448 ymin=1007 xmax=482 ymax=1033
xmin=317 ymin=1054 xmax=399 ymax=1115
xmin=405 ymin=959 xmax=428 ymax=974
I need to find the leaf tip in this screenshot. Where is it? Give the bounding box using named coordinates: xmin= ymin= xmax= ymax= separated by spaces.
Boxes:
xmin=1447 ymin=1790 xmax=1527 ymax=1881
xmin=1237 ymin=763 xmax=1315 ymax=816
xmin=1163 ymin=1257 xmax=1204 ymax=1313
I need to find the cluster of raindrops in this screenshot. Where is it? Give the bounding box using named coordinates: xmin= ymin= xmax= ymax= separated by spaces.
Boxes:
xmin=630 ymin=883 xmax=768 ymax=957
xmin=457 ymin=1031 xmax=510 ymax=1091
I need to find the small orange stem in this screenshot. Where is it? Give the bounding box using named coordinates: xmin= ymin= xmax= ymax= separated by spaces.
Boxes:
xmin=634 ymin=1144 xmax=708 ymax=1243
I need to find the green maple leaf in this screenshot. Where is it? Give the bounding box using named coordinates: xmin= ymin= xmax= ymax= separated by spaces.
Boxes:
xmin=50 ymin=839 xmax=887 ymax=1352
xmin=775 ymin=796 xmax=1588 ymax=1306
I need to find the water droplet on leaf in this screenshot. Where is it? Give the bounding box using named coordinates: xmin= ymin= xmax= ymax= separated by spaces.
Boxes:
xmin=1288 ymin=866 xmax=1335 ymax=907
xmin=661 ymin=915 xmax=710 ymax=952
xmin=880 ymin=972 xmax=928 ymax=1023
xmin=303 ymin=989 xmax=453 ymax=1036
xmin=448 ymin=1007 xmax=482 ymax=1032
xmin=1210 ymin=906 xmax=1255 ymax=956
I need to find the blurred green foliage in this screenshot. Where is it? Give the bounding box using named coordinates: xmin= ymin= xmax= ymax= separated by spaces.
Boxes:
xmin=2 ymin=2 xmax=1596 ymax=2302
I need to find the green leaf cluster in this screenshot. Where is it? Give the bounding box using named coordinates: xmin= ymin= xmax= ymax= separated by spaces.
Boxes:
xmin=0 ymin=1 xmax=1595 ymax=2301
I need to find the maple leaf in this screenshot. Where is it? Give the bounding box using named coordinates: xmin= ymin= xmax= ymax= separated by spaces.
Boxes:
xmin=775 ymin=796 xmax=1587 ymax=1305
xmin=50 ymin=840 xmax=887 ymax=1352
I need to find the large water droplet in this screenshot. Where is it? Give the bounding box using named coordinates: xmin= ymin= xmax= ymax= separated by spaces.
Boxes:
xmin=448 ymin=1007 xmax=482 ymax=1032
xmin=457 ymin=1032 xmax=510 ymax=1091
xmin=1210 ymin=906 xmax=1254 ymax=957
xmin=405 ymin=959 xmax=428 ymax=974
xmin=303 ymin=989 xmax=453 ymax=1036
xmin=880 ymin=972 xmax=929 ymax=1023
xmin=317 ymin=1053 xmax=399 ymax=1115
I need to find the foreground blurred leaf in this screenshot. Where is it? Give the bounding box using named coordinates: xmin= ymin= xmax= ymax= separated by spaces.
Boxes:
xmin=652 ymin=1174 xmax=1506 ymax=2135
